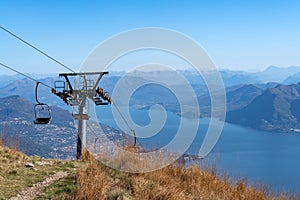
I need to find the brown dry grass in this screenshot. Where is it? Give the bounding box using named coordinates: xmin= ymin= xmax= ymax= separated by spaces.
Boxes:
xmin=0 ymin=139 xmax=296 ymax=200
xmin=72 ymin=151 xmax=297 ymax=200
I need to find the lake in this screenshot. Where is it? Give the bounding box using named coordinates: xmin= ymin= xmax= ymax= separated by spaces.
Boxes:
xmin=96 ymin=105 xmax=300 ymax=195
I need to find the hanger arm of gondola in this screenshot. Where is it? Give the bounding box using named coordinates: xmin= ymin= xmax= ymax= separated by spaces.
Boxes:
xmin=35 ymin=82 xmax=42 ymax=104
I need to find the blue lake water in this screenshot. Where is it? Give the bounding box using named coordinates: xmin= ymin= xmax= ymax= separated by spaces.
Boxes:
xmin=96 ymin=105 xmax=300 ymax=195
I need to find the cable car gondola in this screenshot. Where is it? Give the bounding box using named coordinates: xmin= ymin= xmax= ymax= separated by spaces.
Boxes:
xmin=34 ymin=82 xmax=51 ymax=124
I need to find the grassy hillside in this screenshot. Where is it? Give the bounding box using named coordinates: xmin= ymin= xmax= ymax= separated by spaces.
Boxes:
xmin=73 ymin=152 xmax=295 ymax=200
xmin=0 ymin=141 xmax=296 ymax=200
xmin=0 ymin=141 xmax=77 ymax=199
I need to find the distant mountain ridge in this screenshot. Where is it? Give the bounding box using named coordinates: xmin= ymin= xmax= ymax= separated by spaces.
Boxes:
xmin=2 ymin=65 xmax=300 ymax=134
xmin=225 ymin=84 xmax=264 ymax=111
xmin=283 ymin=72 xmax=300 ymax=85
xmin=255 ymin=66 xmax=300 ymax=83
xmin=0 ymin=77 xmax=69 ymax=108
xmin=227 ymin=83 xmax=300 ymax=132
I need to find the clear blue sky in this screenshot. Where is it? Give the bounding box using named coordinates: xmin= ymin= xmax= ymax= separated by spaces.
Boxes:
xmin=1 ymin=0 xmax=300 ymax=74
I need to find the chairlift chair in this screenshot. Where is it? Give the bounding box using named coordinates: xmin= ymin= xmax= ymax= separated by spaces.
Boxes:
xmin=34 ymin=103 xmax=51 ymax=124
xmin=34 ymin=82 xmax=52 ymax=124
xmin=93 ymin=96 xmax=109 ymax=105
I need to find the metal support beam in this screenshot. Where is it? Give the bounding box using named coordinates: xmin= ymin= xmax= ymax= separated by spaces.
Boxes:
xmin=76 ymin=96 xmax=87 ymax=159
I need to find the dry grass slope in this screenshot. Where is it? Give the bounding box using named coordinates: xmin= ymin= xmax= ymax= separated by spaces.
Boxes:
xmin=73 ymin=151 xmax=297 ymax=200
xmin=0 ymin=140 xmax=297 ymax=200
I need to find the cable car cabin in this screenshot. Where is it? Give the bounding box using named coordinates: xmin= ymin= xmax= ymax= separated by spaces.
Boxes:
xmin=34 ymin=103 xmax=51 ymax=124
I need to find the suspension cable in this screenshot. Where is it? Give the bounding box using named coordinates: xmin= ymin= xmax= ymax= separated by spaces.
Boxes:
xmin=0 ymin=25 xmax=75 ymax=73
xmin=112 ymin=103 xmax=133 ymax=133
xmin=0 ymin=62 xmax=53 ymax=89
xmin=112 ymin=103 xmax=137 ymax=147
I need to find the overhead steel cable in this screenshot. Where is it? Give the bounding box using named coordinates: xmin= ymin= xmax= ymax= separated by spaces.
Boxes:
xmin=0 ymin=25 xmax=75 ymax=73
xmin=112 ymin=103 xmax=137 ymax=147
xmin=0 ymin=62 xmax=53 ymax=89
xmin=113 ymin=103 xmax=134 ymax=134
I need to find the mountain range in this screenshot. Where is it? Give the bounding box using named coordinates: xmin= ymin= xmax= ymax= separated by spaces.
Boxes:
xmin=227 ymin=83 xmax=300 ymax=132
xmin=2 ymin=65 xmax=300 ymax=135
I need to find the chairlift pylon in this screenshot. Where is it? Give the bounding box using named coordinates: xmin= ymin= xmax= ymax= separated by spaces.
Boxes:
xmin=34 ymin=82 xmax=51 ymax=124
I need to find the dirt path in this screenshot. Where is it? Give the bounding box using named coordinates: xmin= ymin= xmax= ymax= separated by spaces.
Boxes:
xmin=10 ymin=171 xmax=68 ymax=200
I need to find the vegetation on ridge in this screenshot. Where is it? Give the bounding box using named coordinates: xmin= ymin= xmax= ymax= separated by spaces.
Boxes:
xmin=0 ymin=140 xmax=296 ymax=200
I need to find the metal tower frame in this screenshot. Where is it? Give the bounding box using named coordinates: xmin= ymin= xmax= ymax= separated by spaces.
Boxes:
xmin=53 ymin=72 xmax=111 ymax=159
